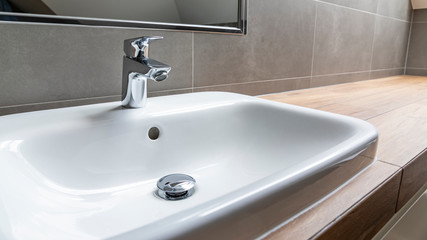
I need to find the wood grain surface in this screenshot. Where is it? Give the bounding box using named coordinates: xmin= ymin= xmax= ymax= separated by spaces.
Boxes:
xmin=313 ymin=170 xmax=402 ymax=240
xmin=261 ymin=75 xmax=427 ymax=239
xmin=397 ymin=149 xmax=427 ymax=210
xmin=264 ymin=162 xmax=400 ymax=240
xmin=262 ymin=75 xmax=427 ymax=167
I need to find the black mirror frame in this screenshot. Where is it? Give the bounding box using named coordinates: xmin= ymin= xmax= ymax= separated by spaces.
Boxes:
xmin=0 ymin=0 xmax=247 ymax=35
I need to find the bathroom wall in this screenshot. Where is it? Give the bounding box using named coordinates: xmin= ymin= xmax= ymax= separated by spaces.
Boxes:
xmin=406 ymin=9 xmax=427 ymax=76
xmin=0 ymin=0 xmax=413 ymax=115
xmin=41 ymin=0 xmax=182 ymax=23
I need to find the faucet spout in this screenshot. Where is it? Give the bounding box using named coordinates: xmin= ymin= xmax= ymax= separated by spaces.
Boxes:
xmin=121 ymin=36 xmax=171 ymax=109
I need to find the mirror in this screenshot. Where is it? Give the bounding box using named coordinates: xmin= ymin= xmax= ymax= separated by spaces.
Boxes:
xmin=0 ymin=0 xmax=247 ymax=34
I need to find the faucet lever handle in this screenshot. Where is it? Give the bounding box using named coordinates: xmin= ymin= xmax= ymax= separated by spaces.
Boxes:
xmin=124 ymin=36 xmax=164 ymax=59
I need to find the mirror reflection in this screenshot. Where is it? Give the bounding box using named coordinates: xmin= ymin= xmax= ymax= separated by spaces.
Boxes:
xmin=0 ymin=0 xmax=245 ymax=33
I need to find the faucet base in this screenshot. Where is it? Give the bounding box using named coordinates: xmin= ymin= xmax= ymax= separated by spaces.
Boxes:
xmin=121 ymin=72 xmax=148 ymax=108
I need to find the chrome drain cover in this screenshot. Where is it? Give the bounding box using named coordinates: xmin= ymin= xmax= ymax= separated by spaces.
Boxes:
xmin=157 ymin=174 xmax=196 ymax=200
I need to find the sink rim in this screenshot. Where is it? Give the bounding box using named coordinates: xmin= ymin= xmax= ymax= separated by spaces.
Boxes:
xmin=0 ymin=92 xmax=378 ymax=240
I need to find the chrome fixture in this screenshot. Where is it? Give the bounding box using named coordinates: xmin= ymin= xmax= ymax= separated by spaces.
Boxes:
xmin=157 ymin=174 xmax=196 ymax=200
xmin=0 ymin=1 xmax=247 ymax=35
xmin=122 ymin=36 xmax=171 ymax=108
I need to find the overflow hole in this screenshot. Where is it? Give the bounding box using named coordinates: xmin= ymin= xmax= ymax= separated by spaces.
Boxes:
xmin=148 ymin=127 xmax=160 ymax=140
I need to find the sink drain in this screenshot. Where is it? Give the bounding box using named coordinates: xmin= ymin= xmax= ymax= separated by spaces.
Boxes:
xmin=157 ymin=174 xmax=196 ymax=200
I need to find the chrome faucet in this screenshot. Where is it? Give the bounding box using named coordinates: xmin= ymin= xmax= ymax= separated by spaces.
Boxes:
xmin=121 ymin=36 xmax=171 ymax=108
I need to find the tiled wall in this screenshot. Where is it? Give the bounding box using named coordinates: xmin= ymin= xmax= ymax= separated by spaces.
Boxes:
xmin=0 ymin=0 xmax=413 ymax=115
xmin=406 ymin=9 xmax=427 ymax=76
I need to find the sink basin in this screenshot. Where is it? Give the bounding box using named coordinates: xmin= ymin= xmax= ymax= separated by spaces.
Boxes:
xmin=0 ymin=92 xmax=377 ymax=240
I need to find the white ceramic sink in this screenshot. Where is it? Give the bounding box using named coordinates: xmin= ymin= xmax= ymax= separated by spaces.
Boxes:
xmin=0 ymin=92 xmax=377 ymax=240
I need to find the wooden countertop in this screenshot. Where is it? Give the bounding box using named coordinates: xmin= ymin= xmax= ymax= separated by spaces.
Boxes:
xmin=259 ymin=75 xmax=427 ymax=239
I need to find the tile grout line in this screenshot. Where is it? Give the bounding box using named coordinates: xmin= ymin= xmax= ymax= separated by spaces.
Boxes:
xmin=192 ymin=67 xmax=402 ymax=91
xmin=309 ymin=1 xmax=319 ymax=87
xmin=317 ymin=0 xmax=376 ymax=15
xmin=404 ymin=11 xmax=414 ymax=75
xmin=370 ymin=67 xmax=405 ymax=72
xmin=316 ymin=0 xmax=411 ymax=23
xmin=368 ymin=8 xmax=379 ymax=80
xmin=372 ymin=13 xmax=410 ymax=23
xmin=0 ymin=95 xmax=121 ymax=109
xmin=193 ymin=76 xmax=312 ymax=89
xmin=314 ymin=68 xmax=403 ymax=77
xmin=406 ymin=67 xmax=427 ymax=70
xmin=369 ymin=0 xmax=380 ymax=80
xmin=150 ymin=87 xmax=194 ymax=94
xmin=192 ymin=80 xmax=306 ymax=90
xmin=375 ymin=0 xmax=380 ymax=15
